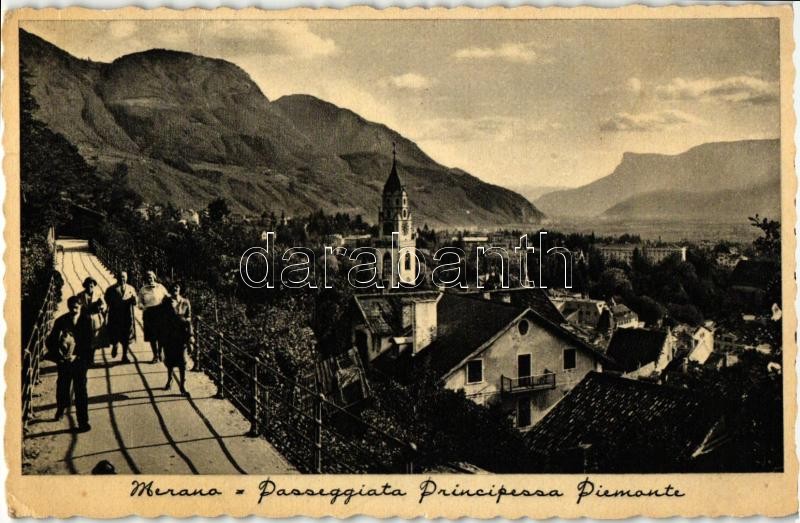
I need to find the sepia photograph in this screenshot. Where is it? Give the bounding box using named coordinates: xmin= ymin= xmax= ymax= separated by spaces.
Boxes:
xmin=3 ymin=4 xmax=796 ymax=519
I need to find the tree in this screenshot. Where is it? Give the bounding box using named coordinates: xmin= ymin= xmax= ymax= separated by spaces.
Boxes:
xmin=207 ymin=197 xmax=231 ymax=223
xmin=102 ymin=162 xmax=142 ymax=220
xmin=748 ymin=215 xmax=782 ymax=308
xmin=595 ymin=268 xmax=633 ymax=299
xmin=20 ymin=62 xmax=99 ymax=237
xmin=666 ymin=303 xmax=703 ymax=326
xmin=749 ymin=214 xmax=780 ymax=259
xmin=626 ymin=295 xmax=666 ymax=326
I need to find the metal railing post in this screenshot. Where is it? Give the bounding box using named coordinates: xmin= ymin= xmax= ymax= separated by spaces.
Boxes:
xmin=313 ymin=393 xmax=324 ymax=473
xmin=248 ymin=356 xmax=260 ymax=437
xmin=22 ymin=350 xmax=32 ymax=429
xmin=31 ymin=327 xmax=41 ymax=387
xmin=263 ymin=380 xmax=270 ymax=436
xmin=405 ymin=442 xmax=418 ymax=474
xmin=215 ymin=332 xmax=225 ymax=399
xmin=191 ymin=316 xmax=201 ymax=372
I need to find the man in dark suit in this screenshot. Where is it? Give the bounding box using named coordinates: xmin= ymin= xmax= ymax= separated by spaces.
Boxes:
xmin=46 ymin=295 xmax=93 ymax=431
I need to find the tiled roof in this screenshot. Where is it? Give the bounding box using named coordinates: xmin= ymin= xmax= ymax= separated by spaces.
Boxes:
xmin=561 ymin=304 xmax=580 ymax=316
xmin=525 ymin=372 xmax=714 ymax=471
xmin=354 ymin=291 xmax=440 ymax=336
xmin=470 ymin=288 xmax=566 ymax=325
xmin=611 ymin=303 xmax=634 ymax=316
xmin=606 ymin=328 xmax=669 ymax=372
xmin=418 ymin=293 xmax=525 ymax=377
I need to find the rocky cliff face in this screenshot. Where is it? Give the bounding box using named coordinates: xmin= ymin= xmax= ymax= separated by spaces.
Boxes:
xmin=536 ymin=139 xmax=780 ymax=219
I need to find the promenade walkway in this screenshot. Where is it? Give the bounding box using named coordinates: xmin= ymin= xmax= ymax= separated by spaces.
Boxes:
xmin=22 ymin=239 xmax=296 ymax=475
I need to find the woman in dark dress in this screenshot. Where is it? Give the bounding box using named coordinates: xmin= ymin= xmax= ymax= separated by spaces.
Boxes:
xmin=160 ymin=288 xmax=190 ymax=396
xmin=104 ymin=270 xmax=137 ymax=363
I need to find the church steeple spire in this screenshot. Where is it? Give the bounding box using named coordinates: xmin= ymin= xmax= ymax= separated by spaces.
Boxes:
xmin=383 ymin=141 xmax=404 ymax=193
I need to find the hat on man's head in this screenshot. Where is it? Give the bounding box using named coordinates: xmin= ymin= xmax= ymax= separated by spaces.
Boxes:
xmin=91 ymin=460 xmax=116 ymax=474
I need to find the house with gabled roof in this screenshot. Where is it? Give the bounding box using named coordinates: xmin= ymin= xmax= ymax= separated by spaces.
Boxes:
xmin=610 ymin=302 xmax=639 ymax=329
xmin=554 ymin=297 xmax=607 ymax=330
xmin=351 ymin=291 xmax=442 ymax=363
xmin=422 ymin=293 xmax=612 ymax=428
xmin=350 ymin=290 xmax=614 ymax=429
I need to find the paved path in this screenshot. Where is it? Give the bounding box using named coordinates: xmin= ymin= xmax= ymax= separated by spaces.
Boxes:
xmin=22 ymin=239 xmax=296 ymax=475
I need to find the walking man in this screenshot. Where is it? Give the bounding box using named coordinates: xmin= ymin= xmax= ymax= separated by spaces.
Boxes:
xmin=105 ymin=270 xmax=137 ymax=363
xmin=71 ymin=316 xmax=94 ymax=432
xmin=46 ymin=296 xmax=90 ymax=421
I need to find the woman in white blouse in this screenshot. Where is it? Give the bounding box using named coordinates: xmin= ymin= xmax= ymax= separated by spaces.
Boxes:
xmin=137 ymin=270 xmax=169 ymax=363
xmin=76 ymin=277 xmax=106 ymax=365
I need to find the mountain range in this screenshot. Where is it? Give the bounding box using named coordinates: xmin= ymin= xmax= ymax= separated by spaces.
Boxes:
xmin=19 ymin=29 xmax=543 ymax=228
xmin=505 ymin=184 xmax=570 ymax=203
xmin=535 ymin=139 xmax=780 ymax=221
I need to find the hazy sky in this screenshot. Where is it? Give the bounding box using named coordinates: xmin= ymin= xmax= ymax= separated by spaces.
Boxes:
xmin=22 ymin=18 xmax=781 ymax=189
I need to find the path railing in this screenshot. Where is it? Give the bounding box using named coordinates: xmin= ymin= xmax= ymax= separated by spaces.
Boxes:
xmin=193 ymin=317 xmax=416 ymax=473
xmin=22 ymin=273 xmax=58 ymax=431
xmin=92 ymin=239 xmax=417 ymax=473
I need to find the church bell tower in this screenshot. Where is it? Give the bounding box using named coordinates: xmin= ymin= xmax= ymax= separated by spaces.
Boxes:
xmin=377 ymin=143 xmax=416 ymax=286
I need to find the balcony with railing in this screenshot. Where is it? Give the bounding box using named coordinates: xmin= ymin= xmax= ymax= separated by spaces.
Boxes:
xmin=500 ymin=371 xmax=556 ymax=395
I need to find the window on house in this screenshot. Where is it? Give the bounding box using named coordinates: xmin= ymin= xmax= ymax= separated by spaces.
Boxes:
xmin=517 ymin=399 xmax=532 ymax=428
xmin=518 ymin=319 xmax=529 ymax=335
xmin=466 ymin=359 xmax=483 ymax=384
xmin=564 ymin=348 xmax=577 ymax=370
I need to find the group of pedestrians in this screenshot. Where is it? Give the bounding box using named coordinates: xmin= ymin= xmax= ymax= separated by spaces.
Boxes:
xmin=45 ymin=269 xmax=193 ymax=433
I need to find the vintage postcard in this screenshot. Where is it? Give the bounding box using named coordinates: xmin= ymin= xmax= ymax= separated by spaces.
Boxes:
xmin=2 ymin=4 xmax=797 ymax=519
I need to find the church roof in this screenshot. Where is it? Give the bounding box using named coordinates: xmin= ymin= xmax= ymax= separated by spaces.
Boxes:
xmin=383 ymin=147 xmax=405 ymax=194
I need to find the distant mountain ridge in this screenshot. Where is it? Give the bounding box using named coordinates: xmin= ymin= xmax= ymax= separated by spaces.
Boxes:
xmin=505 ymin=184 xmax=571 ymax=203
xmin=19 ymin=29 xmax=543 ymax=228
xmin=601 ymin=178 xmax=780 ymax=221
xmin=536 ymin=139 xmax=780 ymax=219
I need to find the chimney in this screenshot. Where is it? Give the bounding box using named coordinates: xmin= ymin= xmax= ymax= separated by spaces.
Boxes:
xmin=411 ymin=297 xmax=439 ymax=354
